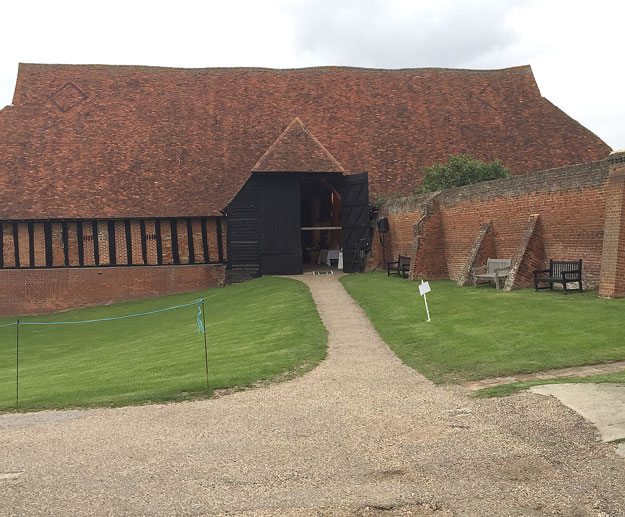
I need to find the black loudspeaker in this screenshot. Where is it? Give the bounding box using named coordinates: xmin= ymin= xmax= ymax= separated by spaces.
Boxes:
xmin=377 ymin=216 xmax=389 ymax=233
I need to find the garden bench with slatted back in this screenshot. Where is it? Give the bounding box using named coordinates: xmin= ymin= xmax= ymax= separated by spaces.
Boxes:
xmin=387 ymin=255 xmax=411 ymax=278
xmin=533 ymin=259 xmax=583 ymax=294
xmin=471 ymin=258 xmax=511 ymax=290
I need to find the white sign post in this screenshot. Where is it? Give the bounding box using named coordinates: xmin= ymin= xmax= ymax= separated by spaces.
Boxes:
xmin=419 ymin=280 xmax=431 ymax=323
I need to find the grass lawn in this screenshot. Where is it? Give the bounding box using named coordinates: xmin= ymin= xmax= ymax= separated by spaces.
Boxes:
xmin=0 ymin=277 xmax=326 ymax=412
xmin=475 ymin=370 xmax=625 ymax=398
xmin=340 ymin=273 xmax=625 ymax=384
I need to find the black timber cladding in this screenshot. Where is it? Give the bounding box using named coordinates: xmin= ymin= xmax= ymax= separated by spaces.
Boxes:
xmin=226 ymin=175 xmax=261 ymax=282
xmin=259 ymin=174 xmax=302 ymax=275
xmin=340 ymin=172 xmax=369 ymax=273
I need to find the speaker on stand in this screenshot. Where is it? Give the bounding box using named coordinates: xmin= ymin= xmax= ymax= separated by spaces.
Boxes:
xmin=373 ymin=216 xmax=389 ymax=272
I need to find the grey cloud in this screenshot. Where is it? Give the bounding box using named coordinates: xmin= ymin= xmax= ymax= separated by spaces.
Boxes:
xmin=286 ymin=0 xmax=532 ymax=69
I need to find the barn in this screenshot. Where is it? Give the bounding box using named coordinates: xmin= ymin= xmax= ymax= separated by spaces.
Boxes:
xmin=0 ymin=63 xmax=611 ymax=314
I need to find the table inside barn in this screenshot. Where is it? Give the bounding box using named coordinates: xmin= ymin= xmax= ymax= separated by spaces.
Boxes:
xmin=301 ymin=226 xmax=343 ymax=269
xmin=318 ymin=249 xmax=343 ymax=268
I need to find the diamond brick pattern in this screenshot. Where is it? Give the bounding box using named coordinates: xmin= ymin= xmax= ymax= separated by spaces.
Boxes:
xmin=50 ymin=82 xmax=87 ymax=112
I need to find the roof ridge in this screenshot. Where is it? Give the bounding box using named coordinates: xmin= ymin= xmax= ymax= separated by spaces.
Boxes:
xmin=16 ymin=63 xmax=534 ymax=75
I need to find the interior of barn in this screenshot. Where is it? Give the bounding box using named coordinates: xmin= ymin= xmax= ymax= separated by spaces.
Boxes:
xmin=300 ymin=177 xmax=342 ymax=267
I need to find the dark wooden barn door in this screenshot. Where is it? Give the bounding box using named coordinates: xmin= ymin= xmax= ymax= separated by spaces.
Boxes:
xmin=225 ymin=176 xmax=261 ymax=282
xmin=340 ymin=172 xmax=369 ymax=273
xmin=259 ymin=175 xmax=302 ymax=275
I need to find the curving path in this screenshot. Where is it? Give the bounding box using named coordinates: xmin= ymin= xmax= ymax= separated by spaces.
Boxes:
xmin=1 ymin=274 xmax=624 ymax=516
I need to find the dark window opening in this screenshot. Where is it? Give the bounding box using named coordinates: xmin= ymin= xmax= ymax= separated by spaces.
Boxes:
xmin=140 ymin=220 xmax=147 ymax=265
xmin=108 ymin=220 xmax=116 ymax=265
xmin=44 ymin=222 xmax=53 ymax=267
xmin=0 ymin=222 xmax=4 ymax=268
xmin=201 ymin=218 xmax=209 ymax=263
xmin=12 ymin=222 xmax=19 ymax=267
xmin=28 ymin=222 xmax=35 ymax=268
xmin=125 ymin=219 xmax=132 ymax=265
xmin=92 ymin=220 xmax=100 ymax=265
xmin=77 ymin=221 xmax=85 ymax=266
xmin=170 ymin=218 xmax=180 ymax=264
xmin=186 ymin=218 xmax=195 ymax=264
xmin=62 ymin=221 xmax=70 ymax=266
xmin=155 ymin=219 xmax=163 ymax=265
xmin=216 ymin=218 xmax=224 ymax=263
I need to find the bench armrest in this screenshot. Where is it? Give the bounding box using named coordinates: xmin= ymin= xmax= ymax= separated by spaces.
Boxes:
xmin=494 ymin=266 xmax=510 ymax=273
xmin=561 ymin=269 xmax=581 ymax=277
xmin=387 ymin=260 xmax=399 ymax=267
xmin=533 ymin=269 xmax=549 ymax=277
xmin=471 ymin=264 xmax=488 ymax=272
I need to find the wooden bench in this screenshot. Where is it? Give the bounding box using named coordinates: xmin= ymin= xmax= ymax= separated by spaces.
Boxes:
xmin=472 ymin=258 xmax=511 ymax=289
xmin=533 ymin=259 xmax=583 ymax=294
xmin=387 ymin=255 xmax=411 ymax=278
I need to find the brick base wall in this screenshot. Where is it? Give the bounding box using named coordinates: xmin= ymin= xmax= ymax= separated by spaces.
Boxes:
xmin=0 ymin=264 xmax=225 ymax=317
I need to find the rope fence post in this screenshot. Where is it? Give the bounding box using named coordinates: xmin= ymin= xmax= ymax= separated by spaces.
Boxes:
xmin=6 ymin=299 xmax=207 ymax=409
xmin=201 ymin=299 xmax=209 ymax=393
xmin=16 ymin=319 xmax=20 ymax=408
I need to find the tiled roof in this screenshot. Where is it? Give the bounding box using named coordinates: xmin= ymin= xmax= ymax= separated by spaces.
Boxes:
xmin=252 ymin=117 xmax=344 ymax=173
xmin=0 ymin=64 xmax=611 ymax=219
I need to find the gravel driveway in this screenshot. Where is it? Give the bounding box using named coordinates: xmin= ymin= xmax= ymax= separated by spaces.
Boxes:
xmin=1 ymin=274 xmax=624 ymax=516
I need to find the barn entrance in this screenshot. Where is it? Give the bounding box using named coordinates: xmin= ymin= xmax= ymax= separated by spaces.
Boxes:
xmin=224 ymin=117 xmax=369 ymax=282
xmin=300 ymin=176 xmax=342 ymax=269
xmin=226 ymin=172 xmax=369 ymax=281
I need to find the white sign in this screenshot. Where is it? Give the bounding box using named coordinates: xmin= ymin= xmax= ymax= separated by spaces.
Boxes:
xmin=419 ymin=280 xmax=431 ymax=323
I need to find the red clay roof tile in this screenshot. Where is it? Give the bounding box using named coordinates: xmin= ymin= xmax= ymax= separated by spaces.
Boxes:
xmin=252 ymin=117 xmax=344 ymax=173
xmin=0 ymin=64 xmax=611 ymax=219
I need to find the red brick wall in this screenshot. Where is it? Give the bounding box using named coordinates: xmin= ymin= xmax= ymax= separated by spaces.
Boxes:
xmin=33 ymin=223 xmax=45 ymax=267
xmin=144 ymin=220 xmax=158 ymax=265
xmin=368 ymin=196 xmax=428 ymax=269
xmin=2 ymin=224 xmax=16 ymax=267
xmin=191 ymin=219 xmax=204 ymax=263
xmin=130 ymin=220 xmax=143 ymax=265
xmin=411 ymin=207 xmax=448 ymax=280
xmin=51 ymin=222 xmax=64 ymax=266
xmin=438 ymin=162 xmax=608 ymax=287
xmin=82 ymin=223 xmax=96 ymax=266
xmin=114 ymin=220 xmax=128 ymax=265
xmin=160 ymin=221 xmax=174 ymax=265
xmin=0 ymin=217 xmax=226 ymax=314
xmin=206 ymin=219 xmax=223 ymax=262
xmin=504 ymin=214 xmax=546 ymax=289
xmin=17 ymin=222 xmax=29 ymax=267
xmin=177 ymin=219 xmax=190 ymax=264
xmin=375 ymin=160 xmax=610 ymax=289
xmin=599 ymin=154 xmax=625 ymax=297
xmin=0 ymin=264 xmax=225 ymax=317
xmin=97 ymin=220 xmax=110 ymax=265
xmin=66 ymin=222 xmax=79 ymax=266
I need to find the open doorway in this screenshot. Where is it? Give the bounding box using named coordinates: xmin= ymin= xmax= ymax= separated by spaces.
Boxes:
xmin=300 ymin=177 xmax=342 ymax=268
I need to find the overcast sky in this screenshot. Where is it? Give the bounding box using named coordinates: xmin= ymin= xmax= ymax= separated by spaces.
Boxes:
xmin=1 ymin=0 xmax=623 ymax=150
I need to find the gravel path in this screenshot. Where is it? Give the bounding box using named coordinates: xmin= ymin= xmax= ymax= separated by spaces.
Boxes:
xmin=1 ymin=274 xmax=624 ymax=516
